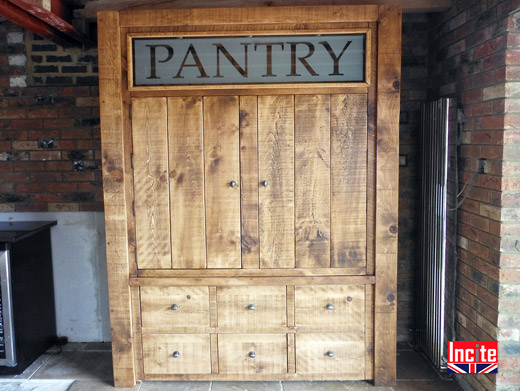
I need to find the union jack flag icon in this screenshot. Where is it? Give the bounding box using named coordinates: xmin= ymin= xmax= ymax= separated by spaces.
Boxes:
xmin=447 ymin=363 xmax=498 ymax=374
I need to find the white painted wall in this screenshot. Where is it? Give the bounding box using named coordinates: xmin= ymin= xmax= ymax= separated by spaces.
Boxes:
xmin=0 ymin=212 xmax=111 ymax=342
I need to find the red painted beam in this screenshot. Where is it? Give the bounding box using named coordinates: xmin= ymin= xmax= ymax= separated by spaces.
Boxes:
xmin=8 ymin=0 xmax=94 ymax=46
xmin=0 ymin=0 xmax=76 ymax=47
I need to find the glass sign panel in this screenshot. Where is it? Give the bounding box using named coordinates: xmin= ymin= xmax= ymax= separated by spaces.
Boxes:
xmin=132 ymin=34 xmax=365 ymax=86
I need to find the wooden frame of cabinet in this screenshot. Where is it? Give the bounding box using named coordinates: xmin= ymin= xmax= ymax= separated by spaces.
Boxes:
xmin=99 ymin=5 xmax=401 ymax=388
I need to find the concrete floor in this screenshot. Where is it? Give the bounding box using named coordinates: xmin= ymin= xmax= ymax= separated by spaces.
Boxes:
xmin=0 ymin=343 xmax=462 ymax=391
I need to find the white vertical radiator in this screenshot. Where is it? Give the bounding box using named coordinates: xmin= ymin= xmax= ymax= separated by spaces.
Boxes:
xmin=417 ymin=98 xmax=450 ymax=369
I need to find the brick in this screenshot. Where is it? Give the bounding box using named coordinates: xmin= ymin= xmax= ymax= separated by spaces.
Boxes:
xmin=75 ymin=97 xmax=99 ymax=107
xmin=34 ymin=65 xmax=58 ymax=73
xmin=14 ymin=183 xmax=45 ymax=193
xmin=76 ymin=76 xmax=98 ymax=86
xmin=30 ymin=151 xmax=61 ymax=161
xmin=13 ymin=161 xmax=44 ymax=171
xmin=474 ymin=41 xmax=496 ymax=59
xmin=481 ymin=115 xmax=504 ymax=129
xmin=32 ymin=44 xmax=57 ymax=52
xmin=32 ymin=193 xmax=61 ymax=203
xmin=62 ymin=65 xmax=87 ymax=73
xmin=45 ymin=76 xmax=73 ymax=85
xmin=48 ymin=203 xmax=79 ymax=212
xmin=11 ymin=140 xmax=37 ymax=150
xmin=27 ymin=108 xmax=57 ymax=118
xmin=45 ymin=55 xmax=71 ymax=62
xmin=506 ymin=50 xmax=520 ymax=65
xmin=483 ymin=84 xmax=505 ymax=100
xmin=47 ymin=182 xmax=77 ymax=192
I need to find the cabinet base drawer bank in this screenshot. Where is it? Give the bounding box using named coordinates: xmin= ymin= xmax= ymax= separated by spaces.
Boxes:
xmin=98 ymin=4 xmax=401 ymax=387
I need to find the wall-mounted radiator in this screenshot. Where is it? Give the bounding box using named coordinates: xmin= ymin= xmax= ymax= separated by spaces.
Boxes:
xmin=417 ymin=98 xmax=450 ymax=370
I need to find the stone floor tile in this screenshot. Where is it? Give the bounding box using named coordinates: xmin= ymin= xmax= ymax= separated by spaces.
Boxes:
xmin=0 ymin=380 xmax=74 ymax=391
xmin=211 ymin=381 xmax=282 ymax=391
xmin=395 ymin=380 xmax=461 ymax=391
xmin=282 ymin=381 xmax=392 ymax=391
xmin=68 ymin=379 xmax=142 ymax=391
xmin=0 ymin=354 xmax=52 ymax=380
xmin=31 ymin=351 xmax=113 ymax=380
xmin=396 ymin=351 xmax=439 ymax=380
xmin=84 ymin=343 xmax=112 ymax=351
xmin=142 ymin=381 xmax=211 ymax=391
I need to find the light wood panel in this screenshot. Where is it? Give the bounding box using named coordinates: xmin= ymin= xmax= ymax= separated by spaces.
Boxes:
xmin=239 ymin=96 xmax=260 ymax=269
xmin=168 ymin=97 xmax=206 ymax=269
xmin=295 ymin=333 xmax=365 ymax=376
xmin=374 ymin=5 xmax=401 ymax=387
xmin=98 ymin=11 xmax=136 ymax=387
xmin=218 ymin=334 xmax=287 ymax=374
xmin=295 ymin=95 xmax=331 ymax=268
xmin=142 ymin=334 xmax=211 ymax=374
xmin=330 ymin=94 xmax=368 ymax=268
xmin=140 ymin=286 xmax=210 ymax=331
xmin=217 ymin=286 xmax=286 ymax=328
xmin=294 ymin=285 xmax=365 ymax=331
xmin=258 ymin=95 xmax=295 ymax=269
xmin=132 ymin=97 xmax=171 ymax=269
xmin=204 ymin=96 xmax=241 ymax=268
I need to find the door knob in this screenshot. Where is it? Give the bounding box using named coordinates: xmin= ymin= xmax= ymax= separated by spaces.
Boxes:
xmin=173 ymin=351 xmax=180 ymax=358
xmin=248 ymin=304 xmax=256 ymax=311
xmin=326 ymin=350 xmax=334 ymax=357
xmin=230 ymin=181 xmax=237 ymax=188
xmin=261 ymin=180 xmax=268 ymax=187
xmin=326 ymin=303 xmax=334 ymax=310
xmin=171 ymin=304 xmax=179 ymax=311
xmin=249 ymin=351 xmax=256 ymax=358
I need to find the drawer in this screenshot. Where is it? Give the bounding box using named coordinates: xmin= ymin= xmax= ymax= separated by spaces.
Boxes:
xmin=218 ymin=334 xmax=287 ymax=374
xmin=217 ymin=286 xmax=286 ymax=328
xmin=295 ymin=333 xmax=365 ymax=376
xmin=295 ymin=285 xmax=365 ymax=330
xmin=140 ymin=286 xmax=210 ymax=330
xmin=142 ymin=334 xmax=211 ymax=374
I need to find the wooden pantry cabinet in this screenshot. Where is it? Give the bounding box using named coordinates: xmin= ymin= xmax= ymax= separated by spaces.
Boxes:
xmin=98 ymin=4 xmax=401 ymax=388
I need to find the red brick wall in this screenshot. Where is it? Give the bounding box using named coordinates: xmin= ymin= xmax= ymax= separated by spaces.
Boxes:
xmin=428 ymin=1 xmax=520 ymax=390
xmin=0 ymin=25 xmax=102 ymax=212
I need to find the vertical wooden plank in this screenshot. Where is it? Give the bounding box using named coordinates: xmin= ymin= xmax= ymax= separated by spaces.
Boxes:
xmin=365 ymin=284 xmax=374 ymax=380
xmin=98 ymin=11 xmax=135 ymax=387
xmin=168 ymin=97 xmax=206 ymax=269
xmin=286 ymin=285 xmax=295 ymax=327
xmin=204 ymin=96 xmax=241 ymax=268
xmin=131 ymin=286 xmax=144 ymax=381
xmin=330 ymin=94 xmax=368 ymax=268
xmin=132 ymin=97 xmax=171 ymax=269
xmin=211 ymin=334 xmax=219 ymax=374
xmin=287 ymin=333 xmax=296 ymax=373
xmin=374 ymin=5 xmax=401 ymax=387
xmin=294 ymin=95 xmax=331 ymax=268
xmin=258 ymin=95 xmax=295 ymax=269
xmin=209 ymin=286 xmax=218 ymax=328
xmin=367 ymin=22 xmax=378 ymax=275
xmin=239 ymin=96 xmax=260 ymax=269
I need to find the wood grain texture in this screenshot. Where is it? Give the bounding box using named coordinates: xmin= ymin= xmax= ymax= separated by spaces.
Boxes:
xmin=295 ymin=95 xmax=331 ymax=268
xmin=258 ymin=95 xmax=295 ymax=269
xmin=142 ymin=334 xmax=211 ymax=374
xmin=119 ymin=5 xmax=379 ymax=27
xmin=216 ymin=286 xmax=287 ymax=328
xmin=239 ymin=96 xmax=260 ymax=269
xmin=295 ymin=333 xmax=365 ymax=376
xmin=294 ymin=285 xmax=365 ymax=332
xmin=98 ymin=11 xmax=135 ymax=387
xmin=140 ymin=286 xmax=210 ymax=331
xmin=132 ymin=97 xmax=171 ymax=269
xmin=330 ymin=94 xmax=368 ymax=268
xmin=374 ymin=5 xmax=401 ymax=387
xmin=365 ymin=284 xmax=374 ymax=379
xmin=218 ymin=334 xmax=287 ymax=374
xmin=168 ymin=97 xmax=206 ymax=269
xmin=204 ymin=96 xmax=241 ymax=268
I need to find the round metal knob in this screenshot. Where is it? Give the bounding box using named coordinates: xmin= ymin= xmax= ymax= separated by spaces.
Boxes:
xmin=173 ymin=351 xmax=180 ymax=358
xmin=326 ymin=350 xmax=334 ymax=358
xmin=230 ymin=181 xmax=237 ymax=188
xmin=248 ymin=304 xmax=256 ymax=311
xmin=171 ymin=304 xmax=179 ymax=311
xmin=261 ymin=180 xmax=268 ymax=187
xmin=326 ymin=303 xmax=334 ymax=310
xmin=249 ymin=351 xmax=256 ymax=358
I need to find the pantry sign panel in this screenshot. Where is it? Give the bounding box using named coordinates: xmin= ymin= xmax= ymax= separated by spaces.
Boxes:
xmin=131 ymin=34 xmax=366 ymax=86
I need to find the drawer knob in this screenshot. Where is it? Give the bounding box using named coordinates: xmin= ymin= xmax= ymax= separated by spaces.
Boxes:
xmin=248 ymin=304 xmax=256 ymax=311
xmin=326 ymin=350 xmax=334 ymax=358
xmin=326 ymin=303 xmax=334 ymax=310
xmin=261 ymin=180 xmax=269 ymax=187
xmin=173 ymin=351 xmax=180 ymax=358
xmin=171 ymin=304 xmax=179 ymax=311
xmin=249 ymin=351 xmax=256 ymax=358
xmin=230 ymin=180 xmax=237 ymax=188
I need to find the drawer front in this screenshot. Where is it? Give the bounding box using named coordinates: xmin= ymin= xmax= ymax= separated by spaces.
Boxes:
xmin=217 ymin=286 xmax=286 ymax=328
xmin=142 ymin=334 xmax=211 ymax=374
xmin=295 ymin=333 xmax=365 ymax=376
xmin=295 ymin=285 xmax=365 ymax=330
xmin=218 ymin=334 xmax=287 ymax=374
xmin=140 ymin=286 xmax=210 ymax=330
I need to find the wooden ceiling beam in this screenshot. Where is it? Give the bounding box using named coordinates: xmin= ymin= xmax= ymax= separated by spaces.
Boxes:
xmin=84 ymin=0 xmax=452 ymax=18
xmin=0 ymin=0 xmax=95 ymax=47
